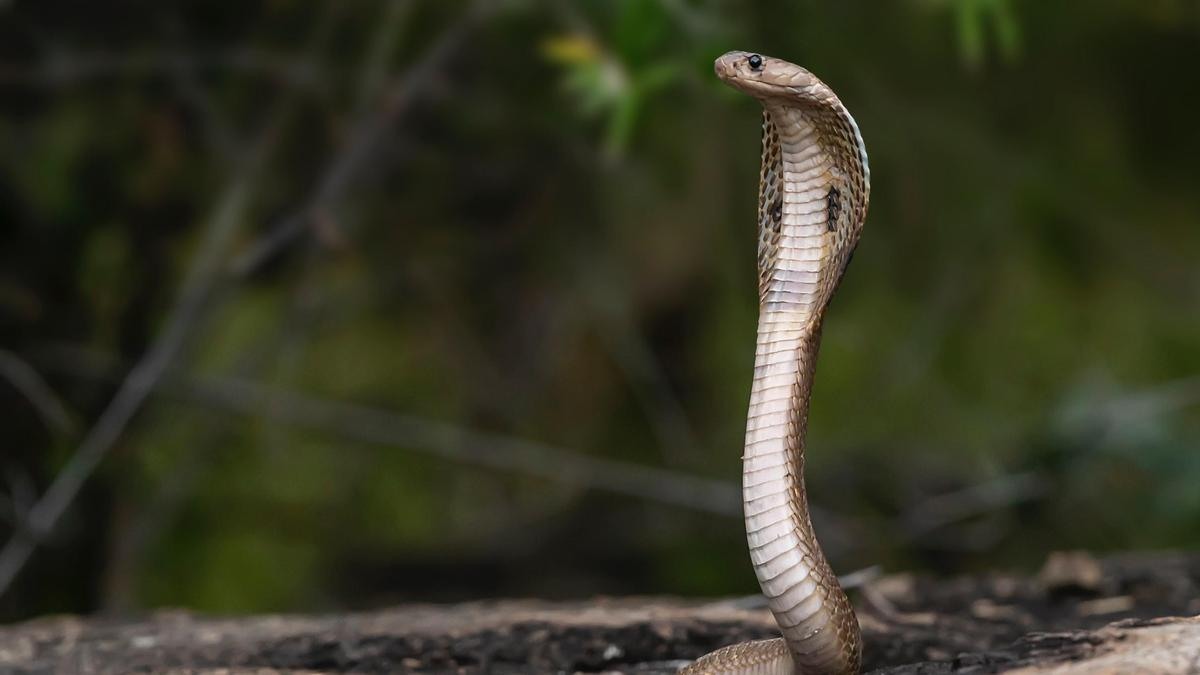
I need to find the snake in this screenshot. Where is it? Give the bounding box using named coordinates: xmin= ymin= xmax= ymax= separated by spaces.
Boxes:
xmin=680 ymin=51 xmax=870 ymax=675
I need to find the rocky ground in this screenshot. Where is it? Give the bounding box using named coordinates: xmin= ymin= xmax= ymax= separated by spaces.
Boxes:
xmin=2 ymin=551 xmax=1198 ymax=674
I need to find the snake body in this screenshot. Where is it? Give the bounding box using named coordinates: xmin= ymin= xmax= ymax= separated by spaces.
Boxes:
xmin=682 ymin=52 xmax=870 ymax=675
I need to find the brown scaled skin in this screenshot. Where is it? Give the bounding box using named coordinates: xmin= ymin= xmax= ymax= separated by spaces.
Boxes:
xmin=680 ymin=51 xmax=870 ymax=675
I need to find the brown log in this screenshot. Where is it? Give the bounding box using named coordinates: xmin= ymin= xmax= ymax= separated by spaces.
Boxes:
xmin=2 ymin=551 xmax=1198 ymax=674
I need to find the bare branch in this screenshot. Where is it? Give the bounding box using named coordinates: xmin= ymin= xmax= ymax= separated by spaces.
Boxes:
xmin=0 ymin=3 xmax=353 ymax=598
xmin=229 ymin=0 xmax=494 ymax=277
xmin=353 ymin=0 xmax=415 ymax=113
xmin=43 ymin=345 xmax=743 ymax=518
xmin=0 ymin=48 xmax=330 ymax=91
xmin=901 ymin=471 xmax=1051 ymax=537
xmin=0 ymin=146 xmax=268 ymax=596
xmin=583 ymin=270 xmax=702 ymax=466
xmin=0 ymin=468 xmax=37 ymax=530
xmin=0 ymin=349 xmax=76 ymax=436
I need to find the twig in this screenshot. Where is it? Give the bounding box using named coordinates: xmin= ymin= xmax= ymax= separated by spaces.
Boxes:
xmin=0 ymin=4 xmax=349 ymax=599
xmin=164 ymin=26 xmax=240 ymax=161
xmin=584 ymin=268 xmax=703 ymax=467
xmin=0 ymin=349 xmax=76 ymax=436
xmin=901 ymin=471 xmax=1050 ymax=537
xmin=193 ymin=375 xmax=744 ymax=515
xmin=0 ymin=468 xmax=37 ymax=530
xmin=0 ymin=145 xmax=268 ymax=596
xmin=97 ymin=4 xmax=430 ymax=608
xmin=36 ymin=344 xmax=868 ymax=552
xmin=0 ymin=48 xmax=329 ymax=91
xmin=353 ymin=0 xmax=415 ymax=113
xmin=43 ymin=345 xmax=743 ymax=517
xmin=839 ymin=564 xmax=884 ymax=590
xmin=229 ymin=0 xmax=493 ymax=277
xmin=859 ymin=581 xmax=902 ymax=619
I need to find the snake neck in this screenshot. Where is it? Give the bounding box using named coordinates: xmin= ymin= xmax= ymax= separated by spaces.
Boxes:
xmin=740 ymin=110 xmax=862 ymax=675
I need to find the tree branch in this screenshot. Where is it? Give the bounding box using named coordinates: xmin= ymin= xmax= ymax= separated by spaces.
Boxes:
xmin=0 ymin=4 xmax=351 ymax=598
xmin=228 ymin=0 xmax=494 ymax=277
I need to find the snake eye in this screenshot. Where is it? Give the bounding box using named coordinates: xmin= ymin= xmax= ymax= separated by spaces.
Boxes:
xmin=747 ymin=54 xmax=763 ymax=70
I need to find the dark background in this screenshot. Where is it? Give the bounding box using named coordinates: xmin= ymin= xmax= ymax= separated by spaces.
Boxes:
xmin=1 ymin=1 xmax=1198 ymax=622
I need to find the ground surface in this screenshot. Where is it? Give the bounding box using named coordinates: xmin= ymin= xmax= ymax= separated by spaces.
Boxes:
xmin=2 ymin=551 xmax=1198 ymax=674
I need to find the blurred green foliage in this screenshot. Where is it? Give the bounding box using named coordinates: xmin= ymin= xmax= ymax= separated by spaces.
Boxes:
xmin=0 ymin=1 xmax=1198 ymax=621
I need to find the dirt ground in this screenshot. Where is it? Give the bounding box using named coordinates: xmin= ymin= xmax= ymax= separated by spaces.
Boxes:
xmin=1 ymin=551 xmax=1198 ymax=674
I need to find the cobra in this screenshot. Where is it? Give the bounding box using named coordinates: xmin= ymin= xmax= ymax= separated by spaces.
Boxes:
xmin=681 ymin=51 xmax=870 ymax=675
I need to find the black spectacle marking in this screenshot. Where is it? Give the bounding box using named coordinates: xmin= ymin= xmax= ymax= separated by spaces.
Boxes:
xmin=826 ymin=187 xmax=841 ymax=231
xmin=748 ymin=54 xmax=763 ymax=70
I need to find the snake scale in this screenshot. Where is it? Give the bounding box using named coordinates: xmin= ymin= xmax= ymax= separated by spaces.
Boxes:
xmin=681 ymin=52 xmax=870 ymax=675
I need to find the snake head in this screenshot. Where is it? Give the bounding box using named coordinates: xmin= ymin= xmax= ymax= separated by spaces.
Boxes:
xmin=715 ymin=50 xmax=871 ymax=314
xmin=714 ymin=51 xmax=828 ymax=103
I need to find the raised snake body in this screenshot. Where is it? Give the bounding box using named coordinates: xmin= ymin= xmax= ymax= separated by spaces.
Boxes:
xmin=681 ymin=52 xmax=870 ymax=675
